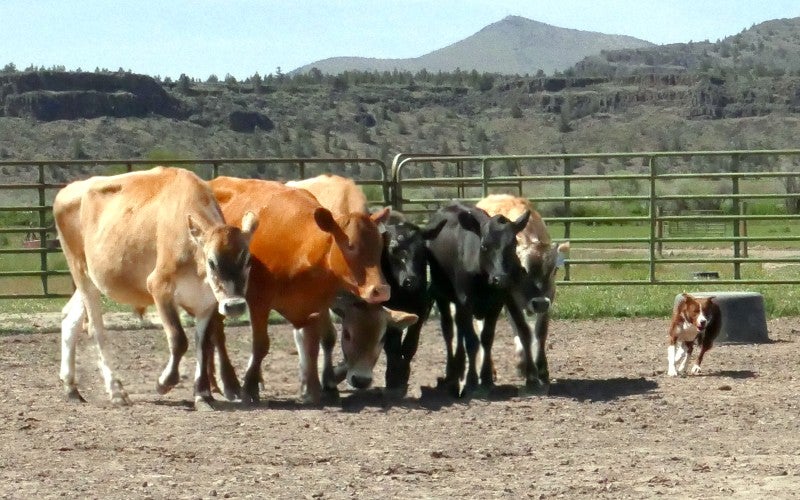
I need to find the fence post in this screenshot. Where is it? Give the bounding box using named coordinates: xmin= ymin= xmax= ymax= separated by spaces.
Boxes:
xmin=740 ymin=201 xmax=748 ymax=258
xmin=481 ymin=159 xmax=489 ymax=197
xmin=731 ymin=154 xmax=741 ymax=280
xmin=562 ymin=155 xmax=573 ymax=282
xmin=37 ymin=163 xmax=48 ymax=295
xmin=648 ymin=156 xmax=658 ymax=283
xmin=656 ymin=205 xmax=663 ymax=257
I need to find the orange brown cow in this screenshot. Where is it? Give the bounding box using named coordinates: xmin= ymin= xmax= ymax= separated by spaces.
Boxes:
xmin=208 ymin=176 xmax=391 ymax=404
xmin=286 ymin=174 xmax=416 ymax=392
xmin=53 ymin=167 xmax=257 ymax=407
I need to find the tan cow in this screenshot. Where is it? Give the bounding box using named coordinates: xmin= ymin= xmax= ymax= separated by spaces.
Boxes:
xmin=208 ymin=176 xmax=391 ymax=404
xmin=286 ymin=174 xmax=417 ymax=392
xmin=476 ymin=194 xmax=569 ymax=391
xmin=54 ymin=167 xmax=257 ymax=406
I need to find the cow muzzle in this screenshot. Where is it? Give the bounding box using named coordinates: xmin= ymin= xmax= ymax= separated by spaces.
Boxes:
xmin=527 ymin=296 xmax=551 ymax=314
xmin=218 ymin=297 xmax=247 ymax=318
xmin=348 ymin=372 xmax=373 ymax=390
xmin=489 ymin=274 xmax=511 ymax=288
xmin=360 ymin=284 xmax=391 ymax=304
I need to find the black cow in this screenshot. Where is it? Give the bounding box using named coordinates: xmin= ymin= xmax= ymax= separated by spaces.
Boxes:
xmin=381 ymin=217 xmax=446 ymax=395
xmin=425 ymin=202 xmax=530 ymax=397
xmin=476 ymin=194 xmax=569 ymax=393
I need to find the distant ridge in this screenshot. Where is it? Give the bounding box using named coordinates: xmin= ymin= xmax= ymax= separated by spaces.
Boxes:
xmin=292 ymin=15 xmax=654 ymax=75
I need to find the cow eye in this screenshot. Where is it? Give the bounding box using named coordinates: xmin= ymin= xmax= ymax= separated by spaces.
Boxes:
xmin=207 ymin=258 xmax=217 ymax=271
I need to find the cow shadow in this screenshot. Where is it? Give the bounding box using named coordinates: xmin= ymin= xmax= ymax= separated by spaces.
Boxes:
xmin=549 ymin=376 xmax=659 ymax=402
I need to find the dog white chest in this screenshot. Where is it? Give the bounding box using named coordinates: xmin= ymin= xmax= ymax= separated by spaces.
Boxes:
xmin=674 ymin=321 xmax=699 ymax=342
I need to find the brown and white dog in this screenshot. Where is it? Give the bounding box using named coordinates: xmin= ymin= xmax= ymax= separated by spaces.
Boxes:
xmin=667 ymin=293 xmax=721 ymax=376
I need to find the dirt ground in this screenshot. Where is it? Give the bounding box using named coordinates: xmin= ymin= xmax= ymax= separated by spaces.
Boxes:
xmin=2 ymin=314 xmax=800 ymax=499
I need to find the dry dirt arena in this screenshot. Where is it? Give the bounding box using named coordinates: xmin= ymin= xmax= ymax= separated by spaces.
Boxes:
xmin=2 ymin=314 xmax=800 ymax=499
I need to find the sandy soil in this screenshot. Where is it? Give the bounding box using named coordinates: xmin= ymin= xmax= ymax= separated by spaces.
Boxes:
xmin=2 ymin=314 xmax=800 ymax=499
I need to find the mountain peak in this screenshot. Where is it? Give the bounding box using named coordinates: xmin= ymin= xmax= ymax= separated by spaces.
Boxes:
xmin=293 ymin=16 xmax=653 ymax=76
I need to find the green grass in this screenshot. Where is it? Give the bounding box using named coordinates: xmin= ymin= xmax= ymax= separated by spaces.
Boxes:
xmin=2 ymin=221 xmax=798 ymax=320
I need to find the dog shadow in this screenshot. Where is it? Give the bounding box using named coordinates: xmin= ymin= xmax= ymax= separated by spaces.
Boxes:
xmin=707 ymin=369 xmax=757 ymax=379
xmin=549 ymin=376 xmax=659 ymax=402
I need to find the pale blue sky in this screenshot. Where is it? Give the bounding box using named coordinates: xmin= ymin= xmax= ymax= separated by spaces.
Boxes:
xmin=2 ymin=1 xmax=799 ymax=80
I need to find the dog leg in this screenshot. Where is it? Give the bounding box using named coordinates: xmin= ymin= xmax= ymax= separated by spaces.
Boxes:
xmin=667 ymin=344 xmax=678 ymax=377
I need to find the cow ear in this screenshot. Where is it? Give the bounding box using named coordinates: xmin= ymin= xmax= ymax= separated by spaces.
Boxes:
xmin=511 ymin=210 xmax=531 ymax=234
xmin=314 ymin=207 xmax=351 ymax=247
xmin=422 ymin=218 xmax=447 ymax=240
xmin=314 ymin=207 xmax=338 ymax=232
xmin=384 ymin=307 xmax=419 ymax=328
xmin=187 ymin=214 xmax=204 ymax=245
xmin=457 ymin=211 xmax=481 ymax=235
xmin=240 ymin=211 xmax=259 ymax=236
xmin=370 ymin=207 xmax=391 ymax=224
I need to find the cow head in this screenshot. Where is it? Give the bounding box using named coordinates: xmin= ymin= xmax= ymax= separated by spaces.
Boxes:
xmin=515 ymin=241 xmax=570 ymax=314
xmin=331 ymin=295 xmax=418 ymax=389
xmin=382 ymin=219 xmax=445 ymax=293
xmin=188 ymin=211 xmax=258 ymax=317
xmin=314 ymin=206 xmax=391 ymax=304
xmin=458 ymin=209 xmax=530 ymax=289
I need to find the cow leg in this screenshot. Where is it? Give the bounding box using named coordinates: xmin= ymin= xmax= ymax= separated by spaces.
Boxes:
xmin=318 ymin=313 xmax=341 ymax=399
xmin=478 ymin=311 xmax=500 ymax=390
xmin=436 ymin=299 xmax=460 ymax=395
xmin=60 ymin=291 xmax=86 ymax=402
xmin=383 ymin=324 xmax=405 ymax=391
xmin=242 ymin=305 xmax=271 ymax=404
xmin=152 ymin=300 xmax=188 ymax=395
xmin=398 ymin=310 xmax=428 ymax=381
xmin=83 ymin=285 xmax=130 ymax=405
xmin=294 ymin=317 xmax=323 ymax=405
xmin=455 ymin=307 xmax=479 ymax=397
xmin=507 ymin=300 xmax=537 ymax=385
xmin=531 ymin=312 xmax=551 ymax=387
xmin=192 ymin=308 xmax=217 ymax=410
xmin=207 ymin=312 xmax=241 ymax=401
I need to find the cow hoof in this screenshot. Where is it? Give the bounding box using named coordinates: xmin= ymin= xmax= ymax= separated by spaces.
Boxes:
xmin=65 ymin=387 xmax=86 ymax=403
xmin=298 ymin=393 xmax=322 ymax=407
xmin=519 ymin=380 xmax=549 ymax=397
xmin=222 ymin=386 xmax=241 ymax=402
xmin=332 ymin=364 xmax=348 ymax=384
xmin=111 ymin=393 xmax=132 ymax=406
xmin=155 ymin=381 xmax=175 ymax=395
xmin=194 ymin=395 xmax=216 ymax=412
xmin=383 ymin=385 xmax=408 ymax=400
xmin=321 ymin=388 xmax=340 ymax=405
xmin=472 ymin=385 xmax=492 ymax=399
xmin=241 ymin=391 xmax=260 ymax=405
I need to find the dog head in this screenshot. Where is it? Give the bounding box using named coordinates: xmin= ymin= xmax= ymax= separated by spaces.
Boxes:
xmin=679 ymin=293 xmax=716 ymax=334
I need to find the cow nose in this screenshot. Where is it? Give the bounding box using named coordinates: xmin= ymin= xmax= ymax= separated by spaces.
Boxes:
xmin=363 ymin=284 xmax=391 ymax=304
xmin=349 ymin=374 xmax=373 ymax=390
xmin=490 ymin=274 xmax=509 ymax=288
xmin=528 ymin=297 xmax=551 ymax=314
xmin=219 ymin=298 xmax=247 ymax=318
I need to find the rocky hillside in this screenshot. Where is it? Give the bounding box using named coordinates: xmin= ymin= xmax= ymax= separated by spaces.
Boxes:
xmin=2 ymin=17 xmax=800 ymax=182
